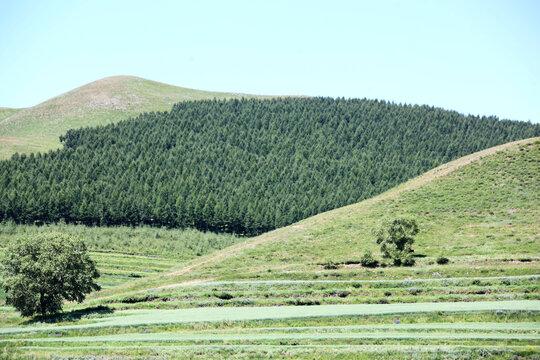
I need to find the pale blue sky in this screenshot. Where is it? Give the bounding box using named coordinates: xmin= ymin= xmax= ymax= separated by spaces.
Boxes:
xmin=1 ymin=0 xmax=539 ymax=122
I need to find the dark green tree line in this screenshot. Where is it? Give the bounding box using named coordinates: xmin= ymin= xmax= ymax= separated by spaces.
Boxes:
xmin=0 ymin=98 xmax=538 ymax=235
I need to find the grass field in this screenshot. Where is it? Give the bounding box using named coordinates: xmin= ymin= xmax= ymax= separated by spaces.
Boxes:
xmin=0 ymin=138 xmax=539 ymax=359
xmin=1 ymin=307 xmax=539 ymax=358
xmin=1 ymin=302 xmax=539 ymax=358
xmin=0 ymin=76 xmax=269 ymax=158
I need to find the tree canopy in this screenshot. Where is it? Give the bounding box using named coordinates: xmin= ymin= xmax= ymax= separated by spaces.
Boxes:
xmin=1 ymin=233 xmax=100 ymax=317
xmin=0 ymin=97 xmax=538 ymax=235
xmin=375 ymin=217 xmax=419 ymax=266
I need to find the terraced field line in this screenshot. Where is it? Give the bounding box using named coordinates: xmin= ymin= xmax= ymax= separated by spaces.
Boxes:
xmin=8 ymin=331 xmax=539 ymax=343
xmin=191 ymin=322 xmax=540 ymax=333
xmin=150 ymin=274 xmax=540 ymax=291
xmin=18 ymin=344 xmax=533 ymax=352
xmin=2 ymin=300 xmax=539 ymax=334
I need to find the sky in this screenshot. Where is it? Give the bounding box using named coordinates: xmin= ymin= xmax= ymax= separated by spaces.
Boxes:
xmin=1 ymin=0 xmax=539 ymax=122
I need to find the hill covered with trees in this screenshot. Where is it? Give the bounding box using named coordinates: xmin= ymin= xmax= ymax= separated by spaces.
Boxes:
xmin=0 ymin=76 xmax=264 ymax=159
xmin=0 ymin=98 xmax=538 ymax=235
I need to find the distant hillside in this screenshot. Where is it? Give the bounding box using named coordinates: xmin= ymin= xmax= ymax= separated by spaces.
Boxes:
xmin=0 ymin=76 xmax=265 ymax=158
xmin=0 ymin=107 xmax=22 ymax=122
xmin=0 ymin=97 xmax=537 ymax=235
xmin=107 ymin=137 xmax=538 ymax=295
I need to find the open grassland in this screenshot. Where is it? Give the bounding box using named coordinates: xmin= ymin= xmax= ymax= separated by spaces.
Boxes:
xmin=0 ymin=139 xmax=539 ymax=359
xmin=0 ymin=76 xmax=268 ymax=158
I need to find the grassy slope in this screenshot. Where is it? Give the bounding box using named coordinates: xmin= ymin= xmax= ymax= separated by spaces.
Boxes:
xmin=95 ymin=137 xmax=539 ymax=299
xmin=0 ymin=107 xmax=22 ymax=121
xmin=0 ymin=76 xmax=267 ymax=158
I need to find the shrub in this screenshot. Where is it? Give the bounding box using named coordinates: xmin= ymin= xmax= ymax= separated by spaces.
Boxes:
xmin=121 ymin=294 xmax=157 ymax=304
xmin=216 ymin=292 xmax=234 ymax=300
xmin=360 ymin=251 xmax=379 ymax=268
xmin=400 ymin=252 xmax=416 ymax=267
xmin=408 ymin=288 xmax=421 ymax=296
xmin=287 ymin=299 xmax=321 ymax=306
xmin=322 ymin=262 xmax=340 ymax=270
xmin=436 ymin=256 xmax=450 ymax=265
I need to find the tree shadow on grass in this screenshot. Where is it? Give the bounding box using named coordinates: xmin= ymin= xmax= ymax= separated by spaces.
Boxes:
xmin=22 ymin=305 xmax=114 ymax=325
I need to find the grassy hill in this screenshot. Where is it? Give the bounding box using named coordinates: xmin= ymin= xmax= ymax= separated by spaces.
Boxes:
xmin=0 ymin=107 xmax=22 ymax=121
xmin=91 ymin=136 xmax=539 ymax=300
xmin=0 ymin=76 xmax=265 ymax=158
xmin=0 ymin=138 xmax=539 ymax=359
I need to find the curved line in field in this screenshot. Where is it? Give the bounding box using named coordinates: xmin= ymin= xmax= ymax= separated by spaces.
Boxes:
xmin=148 ymin=274 xmax=540 ymax=291
xmin=1 ymin=300 xmax=539 ymax=335
xmin=9 ymin=331 xmax=540 ymax=343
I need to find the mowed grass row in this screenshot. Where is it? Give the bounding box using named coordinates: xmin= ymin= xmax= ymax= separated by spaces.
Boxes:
xmin=4 ymin=323 xmax=539 ymax=358
xmin=3 ymin=309 xmax=538 ymax=359
xmin=87 ymin=275 xmax=540 ymax=310
xmin=3 ymin=310 xmax=539 ymax=338
xmin=5 ymin=322 xmax=539 ymax=340
xmin=2 ymin=300 xmax=539 ymax=334
xmin=5 ymin=330 xmax=539 ymax=344
xmin=9 ymin=344 xmax=540 ymax=360
xmin=90 ymin=252 xmax=178 ymax=289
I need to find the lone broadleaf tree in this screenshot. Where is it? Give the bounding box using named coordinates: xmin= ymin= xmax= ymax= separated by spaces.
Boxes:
xmin=1 ymin=233 xmax=100 ymax=317
xmin=374 ymin=217 xmax=419 ymax=266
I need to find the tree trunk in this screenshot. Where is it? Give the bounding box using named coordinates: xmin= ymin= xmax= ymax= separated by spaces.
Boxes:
xmin=39 ymin=291 xmax=46 ymax=318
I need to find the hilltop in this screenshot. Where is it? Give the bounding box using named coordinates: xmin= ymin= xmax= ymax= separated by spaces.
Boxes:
xmin=0 ymin=76 xmax=265 ymax=158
